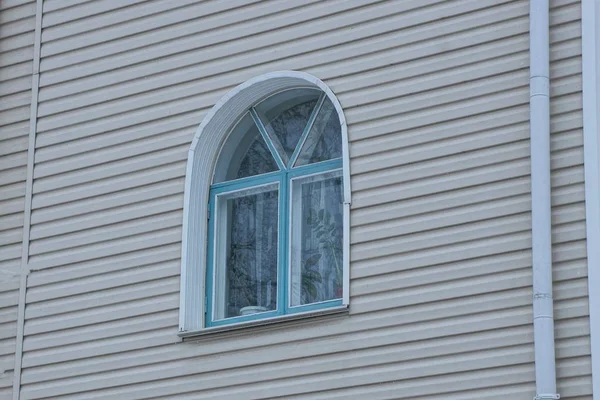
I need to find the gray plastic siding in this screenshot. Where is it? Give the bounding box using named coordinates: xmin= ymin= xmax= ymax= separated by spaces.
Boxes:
xmin=9 ymin=0 xmax=592 ymax=398
xmin=0 ymin=0 xmax=35 ymax=398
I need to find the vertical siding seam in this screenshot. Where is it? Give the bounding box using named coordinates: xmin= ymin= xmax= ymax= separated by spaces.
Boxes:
xmin=13 ymin=1 xmax=43 ymax=399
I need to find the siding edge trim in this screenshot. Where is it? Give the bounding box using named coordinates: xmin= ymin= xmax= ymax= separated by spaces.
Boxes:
xmin=582 ymin=0 xmax=600 ymax=398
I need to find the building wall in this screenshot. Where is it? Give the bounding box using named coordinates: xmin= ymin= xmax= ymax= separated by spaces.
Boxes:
xmin=0 ymin=0 xmax=590 ymax=398
xmin=0 ymin=0 xmax=36 ymax=398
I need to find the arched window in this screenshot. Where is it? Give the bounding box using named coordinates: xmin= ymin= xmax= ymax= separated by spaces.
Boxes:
xmin=179 ymin=72 xmax=350 ymax=333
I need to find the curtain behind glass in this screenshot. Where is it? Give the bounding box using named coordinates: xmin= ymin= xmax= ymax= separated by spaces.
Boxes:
xmin=214 ymin=185 xmax=279 ymax=320
xmin=290 ymin=171 xmax=343 ymax=306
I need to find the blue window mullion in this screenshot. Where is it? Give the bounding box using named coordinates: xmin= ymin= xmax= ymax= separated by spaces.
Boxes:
xmin=210 ymin=170 xmax=282 ymax=194
xmin=278 ymin=172 xmax=289 ymax=315
xmin=287 ymin=158 xmax=342 ymax=178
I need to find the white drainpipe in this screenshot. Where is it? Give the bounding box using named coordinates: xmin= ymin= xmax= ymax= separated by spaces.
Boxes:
xmin=530 ymin=0 xmax=559 ymax=399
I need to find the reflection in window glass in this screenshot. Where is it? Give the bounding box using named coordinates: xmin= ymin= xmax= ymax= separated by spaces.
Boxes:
xmin=295 ymin=97 xmax=342 ymax=166
xmin=214 ymin=184 xmax=279 ymax=320
xmin=289 ymin=171 xmax=343 ymax=307
xmin=255 ymin=89 xmax=320 ymax=165
xmin=213 ymin=113 xmax=278 ymax=183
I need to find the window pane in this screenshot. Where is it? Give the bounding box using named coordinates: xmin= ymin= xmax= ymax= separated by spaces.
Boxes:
xmin=289 ymin=171 xmax=343 ymax=307
xmin=213 ymin=113 xmax=279 ymax=183
xmin=295 ymin=97 xmax=342 ymax=167
xmin=213 ymin=184 xmax=279 ymax=320
xmin=254 ymin=89 xmax=320 ymax=166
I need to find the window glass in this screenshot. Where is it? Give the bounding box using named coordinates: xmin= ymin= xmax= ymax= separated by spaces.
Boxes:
xmin=254 ymin=89 xmax=320 ymax=166
xmin=213 ymin=184 xmax=279 ymax=320
xmin=214 ymin=113 xmax=279 ymax=183
xmin=289 ymin=170 xmax=343 ymax=307
xmin=295 ymin=97 xmax=342 ymax=166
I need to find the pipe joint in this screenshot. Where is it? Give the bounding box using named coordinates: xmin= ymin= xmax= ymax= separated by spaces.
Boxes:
xmin=533 ymin=292 xmax=555 ymax=316
xmin=530 ymin=76 xmax=550 ymax=98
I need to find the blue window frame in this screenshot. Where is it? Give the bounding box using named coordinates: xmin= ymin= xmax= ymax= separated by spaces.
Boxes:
xmin=206 ymin=88 xmax=344 ymax=327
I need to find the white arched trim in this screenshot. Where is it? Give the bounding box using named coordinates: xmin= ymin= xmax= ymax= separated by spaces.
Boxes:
xmin=179 ymin=71 xmax=351 ymax=333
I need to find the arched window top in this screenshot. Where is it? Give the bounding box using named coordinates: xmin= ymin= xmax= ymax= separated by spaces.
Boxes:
xmin=213 ymin=88 xmax=342 ymax=183
xmin=180 ymin=71 xmax=350 ymax=334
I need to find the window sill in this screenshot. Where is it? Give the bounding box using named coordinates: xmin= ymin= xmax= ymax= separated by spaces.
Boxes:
xmin=178 ymin=305 xmax=349 ymax=341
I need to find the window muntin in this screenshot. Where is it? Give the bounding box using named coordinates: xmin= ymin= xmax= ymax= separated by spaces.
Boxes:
xmin=253 ymin=88 xmax=321 ymax=166
xmin=207 ymin=88 xmax=344 ymax=327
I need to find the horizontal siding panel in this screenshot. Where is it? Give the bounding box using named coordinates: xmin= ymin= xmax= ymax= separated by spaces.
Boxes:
xmin=30 ymin=194 xmax=182 ymax=241
xmin=153 ymin=367 xmax=534 ymax=400
xmin=34 ymin=113 xmax=197 ymax=163
xmin=37 ymin=0 xmax=522 ymax=89
xmin=351 ymin=117 xmax=530 ymax=176
xmin=352 ymin=176 xmax=530 ymax=228
xmin=0 ymin=135 xmax=28 ymax=156
xmin=21 ymin=324 xmax=533 ymax=385
xmin=0 ymin=0 xmax=34 ymax=295
xmin=30 ymin=178 xmax=184 ymax=226
xmin=0 ymin=30 xmax=34 ymax=53
xmin=21 ymin=301 xmax=540 ymax=395
xmin=0 ymin=121 xmax=28 ymax=143
xmin=21 ymin=288 xmax=534 ymax=366
xmin=0 ymin=45 xmax=33 ymax=68
xmin=352 ymin=140 xmax=530 ymax=194
xmin=32 ymin=144 xmax=188 ymax=192
xmin=0 ymin=74 xmax=30 ymax=98
xmin=352 ymin=158 xmax=529 ymax=210
xmin=0 ymin=0 xmax=34 ymax=11
xmin=352 ymin=213 xmax=530 ymax=263
xmin=0 ymin=209 xmax=24 ymax=231
xmin=22 ymin=310 xmax=179 ymax=354
xmin=40 ymin=0 xmax=299 ymax=58
xmin=27 ymin=226 xmax=182 ymax=270
xmin=26 ymin=260 xmax=180 ymax=303
xmin=27 ymin=243 xmax=181 ymax=286
xmin=0 ymin=14 xmax=35 ymax=39
xmin=0 ymin=227 xmax=23 ymax=247
xmin=353 ymin=194 xmax=530 ymax=245
xmin=41 ymin=0 xmax=175 ymax=29
xmin=36 ymin=288 xmax=589 ymax=382
xmin=0 ymin=271 xmax=19 ymax=399
xmin=0 ymin=1 xmax=35 ymax=24
xmin=29 ymin=210 xmax=182 ymax=256
xmin=34 ymin=129 xmax=192 ymax=179
xmin=352 ymin=250 xmax=532 ymax=297
xmin=42 ymin=0 xmax=101 ymax=13
xmin=0 ymin=60 xmax=32 ymax=84
xmin=30 ymin=161 xmax=186 ymax=211
xmin=1 ymin=150 xmax=28 ymax=171
xmin=24 ymin=292 xmax=179 ymax=336
xmin=548 ymin=7 xmax=589 ymax=395
xmin=25 ymin=276 xmax=180 ymax=319
xmin=21 ymin=343 xmax=536 ymax=399
xmin=0 ymin=165 xmax=27 ymax=186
